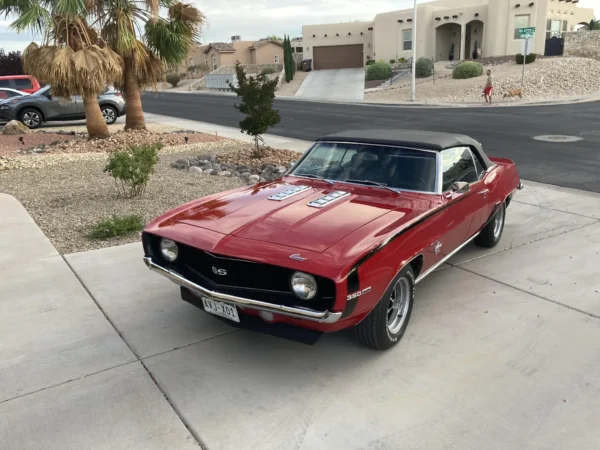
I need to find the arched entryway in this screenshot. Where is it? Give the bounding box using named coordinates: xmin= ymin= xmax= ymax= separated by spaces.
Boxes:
xmin=465 ymin=20 xmax=484 ymax=60
xmin=435 ymin=22 xmax=461 ymax=62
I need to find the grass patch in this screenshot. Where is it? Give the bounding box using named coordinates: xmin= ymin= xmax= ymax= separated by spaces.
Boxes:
xmin=87 ymin=214 xmax=144 ymax=240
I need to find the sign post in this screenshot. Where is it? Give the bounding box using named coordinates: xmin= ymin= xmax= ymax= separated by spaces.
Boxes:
xmin=517 ymin=27 xmax=535 ymax=88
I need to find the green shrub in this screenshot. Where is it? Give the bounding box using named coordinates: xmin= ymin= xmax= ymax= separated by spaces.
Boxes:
xmin=103 ymin=143 xmax=162 ymax=198
xmin=389 ymin=59 xmax=396 ymax=64
xmin=366 ymin=62 xmax=392 ymax=81
xmin=415 ymin=57 xmax=434 ymax=78
xmin=398 ymin=57 xmax=406 ymax=63
xmin=87 ymin=214 xmax=144 ymax=240
xmin=515 ymin=53 xmax=537 ymax=64
xmin=366 ymin=59 xmax=376 ymax=66
xmin=166 ymin=73 xmax=181 ymax=87
xmin=261 ymin=66 xmax=277 ymax=75
xmin=452 ymin=61 xmax=484 ymax=79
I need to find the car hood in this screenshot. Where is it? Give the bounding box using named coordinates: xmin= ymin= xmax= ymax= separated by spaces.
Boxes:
xmin=171 ymin=180 xmax=420 ymax=253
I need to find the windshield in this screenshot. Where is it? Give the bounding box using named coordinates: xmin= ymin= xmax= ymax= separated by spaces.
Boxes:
xmin=289 ymin=142 xmax=438 ymax=193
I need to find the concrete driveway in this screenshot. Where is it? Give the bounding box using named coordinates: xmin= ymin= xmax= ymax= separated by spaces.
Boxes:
xmin=295 ymin=68 xmax=365 ymax=102
xmin=2 ymin=177 xmax=600 ymax=449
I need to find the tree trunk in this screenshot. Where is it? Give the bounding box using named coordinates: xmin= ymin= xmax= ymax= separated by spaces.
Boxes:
xmin=83 ymin=93 xmax=110 ymax=139
xmin=123 ymin=56 xmax=146 ymax=131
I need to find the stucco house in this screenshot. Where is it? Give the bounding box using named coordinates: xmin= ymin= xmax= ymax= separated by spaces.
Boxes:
xmin=301 ymin=0 xmax=594 ymax=69
xmin=185 ymin=38 xmax=284 ymax=72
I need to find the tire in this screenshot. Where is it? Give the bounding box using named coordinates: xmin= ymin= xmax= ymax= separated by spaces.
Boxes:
xmin=353 ymin=265 xmax=415 ymax=350
xmin=475 ymin=203 xmax=505 ymax=248
xmin=101 ymin=105 xmax=118 ymax=124
xmin=19 ymin=108 xmax=43 ymax=129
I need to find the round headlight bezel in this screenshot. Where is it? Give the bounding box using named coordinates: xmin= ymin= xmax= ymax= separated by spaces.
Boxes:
xmin=159 ymin=238 xmax=179 ymax=262
xmin=290 ymin=271 xmax=317 ymax=300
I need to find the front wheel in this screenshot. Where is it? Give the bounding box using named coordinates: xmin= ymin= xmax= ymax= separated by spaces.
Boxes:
xmin=101 ymin=105 xmax=117 ymax=124
xmin=19 ymin=108 xmax=43 ymax=129
xmin=354 ymin=265 xmax=415 ymax=350
xmin=475 ymin=203 xmax=505 ymax=248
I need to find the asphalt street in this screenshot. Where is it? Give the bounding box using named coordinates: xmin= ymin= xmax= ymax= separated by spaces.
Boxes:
xmin=141 ymin=92 xmax=600 ymax=192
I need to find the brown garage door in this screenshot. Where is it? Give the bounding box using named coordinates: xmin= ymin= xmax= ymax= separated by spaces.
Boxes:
xmin=313 ymin=45 xmax=363 ymax=70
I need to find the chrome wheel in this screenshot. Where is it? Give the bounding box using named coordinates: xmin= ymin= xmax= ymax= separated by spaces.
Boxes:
xmin=386 ymin=277 xmax=411 ymax=335
xmin=493 ymin=205 xmax=505 ymax=240
xmin=22 ymin=111 xmax=41 ymax=127
xmin=102 ymin=107 xmax=116 ymax=124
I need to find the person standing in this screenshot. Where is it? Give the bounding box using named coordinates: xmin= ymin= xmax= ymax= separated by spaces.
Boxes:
xmin=483 ymin=69 xmax=494 ymax=104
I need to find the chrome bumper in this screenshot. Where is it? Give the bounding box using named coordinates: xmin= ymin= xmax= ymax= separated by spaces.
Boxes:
xmin=143 ymin=257 xmax=342 ymax=324
xmin=518 ymin=182 xmax=524 ymax=190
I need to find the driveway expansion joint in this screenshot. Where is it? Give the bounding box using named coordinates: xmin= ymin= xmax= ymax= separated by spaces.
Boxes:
xmin=61 ymin=255 xmax=208 ymax=450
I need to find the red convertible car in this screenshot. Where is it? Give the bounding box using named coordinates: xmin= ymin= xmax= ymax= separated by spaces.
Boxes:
xmin=143 ymin=130 xmax=522 ymax=350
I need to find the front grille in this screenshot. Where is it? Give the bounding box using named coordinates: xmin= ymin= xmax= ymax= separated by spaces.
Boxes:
xmin=143 ymin=233 xmax=336 ymax=312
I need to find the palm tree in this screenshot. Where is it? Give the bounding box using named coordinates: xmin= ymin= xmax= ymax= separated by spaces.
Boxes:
xmin=1 ymin=0 xmax=122 ymax=138
xmin=589 ymin=18 xmax=600 ymax=30
xmin=92 ymin=0 xmax=205 ymax=130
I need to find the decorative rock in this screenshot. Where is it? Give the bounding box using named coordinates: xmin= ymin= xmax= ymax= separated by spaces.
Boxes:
xmin=2 ymin=120 xmax=30 ymax=135
xmin=241 ymin=171 xmax=251 ymax=178
xmin=189 ymin=166 xmax=203 ymax=174
xmin=203 ymin=169 xmax=213 ymax=174
xmin=212 ymin=163 xmax=221 ymax=172
xmin=259 ymin=176 xmax=266 ymax=182
xmin=197 ymin=154 xmax=211 ymax=161
xmin=171 ymin=159 xmax=188 ymax=169
xmin=203 ymin=161 xmax=213 ymax=170
xmin=219 ymin=171 xmax=231 ymax=176
xmin=248 ymin=174 xmax=260 ymax=184
xmin=237 ymin=165 xmax=250 ymax=172
xmin=210 ymin=155 xmax=217 ymax=163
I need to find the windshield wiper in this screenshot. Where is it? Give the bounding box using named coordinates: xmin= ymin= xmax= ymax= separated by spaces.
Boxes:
xmin=291 ymin=173 xmax=334 ymax=185
xmin=342 ymin=179 xmax=400 ymax=193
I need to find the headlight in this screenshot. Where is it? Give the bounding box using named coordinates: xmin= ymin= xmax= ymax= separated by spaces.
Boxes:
xmin=160 ymin=238 xmax=179 ymax=262
xmin=291 ymin=271 xmax=317 ymax=300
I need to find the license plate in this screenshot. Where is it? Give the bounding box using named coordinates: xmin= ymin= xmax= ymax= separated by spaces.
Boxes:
xmin=202 ymin=297 xmax=240 ymax=323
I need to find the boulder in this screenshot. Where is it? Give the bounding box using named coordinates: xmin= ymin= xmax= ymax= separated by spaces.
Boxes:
xmin=219 ymin=171 xmax=232 ymax=176
xmin=248 ymin=174 xmax=260 ymax=184
xmin=2 ymin=120 xmax=30 ymax=135
xmin=189 ymin=166 xmax=203 ymax=174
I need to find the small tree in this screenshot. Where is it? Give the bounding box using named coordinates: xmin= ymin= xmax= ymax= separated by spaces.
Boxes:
xmin=0 ymin=49 xmax=23 ymax=76
xmin=104 ymin=143 xmax=162 ymax=198
xmin=289 ymin=37 xmax=296 ymax=77
xmin=229 ymin=62 xmax=281 ymax=158
xmin=284 ymin=35 xmax=292 ymax=83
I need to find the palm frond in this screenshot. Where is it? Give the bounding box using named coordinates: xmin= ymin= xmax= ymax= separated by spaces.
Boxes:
xmin=9 ymin=2 xmax=52 ymax=35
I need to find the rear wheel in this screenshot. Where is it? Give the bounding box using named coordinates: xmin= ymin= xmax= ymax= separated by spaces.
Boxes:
xmin=101 ymin=105 xmax=117 ymax=124
xmin=475 ymin=203 xmax=505 ymax=248
xmin=354 ymin=265 xmax=415 ymax=350
xmin=19 ymin=108 xmax=43 ymax=129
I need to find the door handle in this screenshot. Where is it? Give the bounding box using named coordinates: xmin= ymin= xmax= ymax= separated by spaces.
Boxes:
xmin=478 ymin=189 xmax=489 ymax=196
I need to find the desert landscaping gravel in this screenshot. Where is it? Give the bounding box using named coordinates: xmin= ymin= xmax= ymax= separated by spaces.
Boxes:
xmin=0 ymin=139 xmax=248 ymax=254
xmin=365 ymin=57 xmax=600 ymax=103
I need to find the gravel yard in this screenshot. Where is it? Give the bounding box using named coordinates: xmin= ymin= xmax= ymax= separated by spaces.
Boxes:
xmin=276 ymin=71 xmax=309 ymax=97
xmin=365 ymin=57 xmax=600 ymax=103
xmin=0 ymin=139 xmax=247 ymax=254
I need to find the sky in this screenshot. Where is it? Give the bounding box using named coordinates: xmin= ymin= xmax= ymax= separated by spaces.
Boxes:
xmin=0 ymin=0 xmax=598 ymax=52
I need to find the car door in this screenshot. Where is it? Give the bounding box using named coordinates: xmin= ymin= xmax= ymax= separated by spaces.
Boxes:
xmin=43 ymin=90 xmax=80 ymax=119
xmin=438 ymin=147 xmax=485 ymax=257
xmin=466 ymin=148 xmax=498 ymax=237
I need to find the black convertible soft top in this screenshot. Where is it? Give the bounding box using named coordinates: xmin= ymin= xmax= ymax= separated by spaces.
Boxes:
xmin=316 ymin=129 xmax=494 ymax=167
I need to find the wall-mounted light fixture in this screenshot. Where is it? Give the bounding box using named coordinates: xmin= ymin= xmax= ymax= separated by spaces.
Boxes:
xmin=336 ymin=33 xmax=339 ymax=36
xmin=312 ymin=34 xmax=315 ymax=37
xmin=515 ymin=3 xmax=521 ymax=7
xmin=452 ymin=15 xmax=458 ymax=18
xmin=360 ymin=31 xmax=363 ymax=35
xmin=444 ymin=16 xmax=450 ymax=19
xmin=407 ymin=18 xmax=412 ymax=22
xmin=324 ymin=34 xmax=327 ymax=37
xmin=398 ymin=19 xmax=403 ymax=23
xmin=529 ymin=2 xmax=534 ymax=5
xmin=348 ymin=32 xmax=351 ymax=35
xmin=368 ymin=27 xmax=373 ymax=30
xmin=435 ymin=17 xmax=441 ymax=20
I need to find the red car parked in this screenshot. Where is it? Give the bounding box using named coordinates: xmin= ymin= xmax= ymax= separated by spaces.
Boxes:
xmin=143 ymin=130 xmax=522 ymax=350
xmin=0 ymin=75 xmax=41 ymax=94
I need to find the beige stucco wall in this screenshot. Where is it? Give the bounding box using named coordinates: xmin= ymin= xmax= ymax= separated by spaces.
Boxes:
xmin=563 ymin=30 xmax=600 ymax=60
xmin=302 ymin=0 xmax=595 ymax=65
xmin=302 ymin=22 xmax=374 ymax=64
xmin=252 ymin=42 xmax=284 ymax=65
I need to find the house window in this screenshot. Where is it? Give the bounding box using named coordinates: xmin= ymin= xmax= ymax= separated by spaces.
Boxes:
xmin=296 ymin=47 xmax=303 ymax=52
xmin=546 ymin=19 xmax=568 ymax=38
xmin=514 ymin=14 xmax=531 ymax=39
xmin=274 ymin=55 xmax=280 ymax=64
xmin=211 ymin=55 xmax=217 ymax=71
xmin=402 ymin=29 xmax=412 ymax=51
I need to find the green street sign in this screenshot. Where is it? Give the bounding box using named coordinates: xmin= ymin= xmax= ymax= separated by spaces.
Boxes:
xmin=517 ymin=27 xmax=536 ymax=39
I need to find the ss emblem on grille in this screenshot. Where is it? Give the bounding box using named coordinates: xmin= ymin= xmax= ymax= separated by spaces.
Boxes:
xmin=212 ymin=266 xmax=227 ymax=276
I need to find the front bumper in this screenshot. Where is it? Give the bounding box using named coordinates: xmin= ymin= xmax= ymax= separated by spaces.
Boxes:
xmin=143 ymin=257 xmax=342 ymax=324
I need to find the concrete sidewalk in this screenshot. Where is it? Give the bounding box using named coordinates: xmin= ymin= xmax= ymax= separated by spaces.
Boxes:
xmin=0 ymin=194 xmax=200 ymax=449
xmin=2 ymin=172 xmax=600 ymax=449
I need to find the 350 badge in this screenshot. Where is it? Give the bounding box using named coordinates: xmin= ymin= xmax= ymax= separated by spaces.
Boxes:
xmin=347 ymin=287 xmax=372 ymax=301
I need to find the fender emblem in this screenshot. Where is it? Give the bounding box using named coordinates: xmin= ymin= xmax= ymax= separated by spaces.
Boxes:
xmin=290 ymin=254 xmax=307 ymax=261
xmin=212 ymin=266 xmax=227 ymax=276
xmin=347 ymin=286 xmax=372 ymax=301
xmin=433 ymin=241 xmax=442 ymax=255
